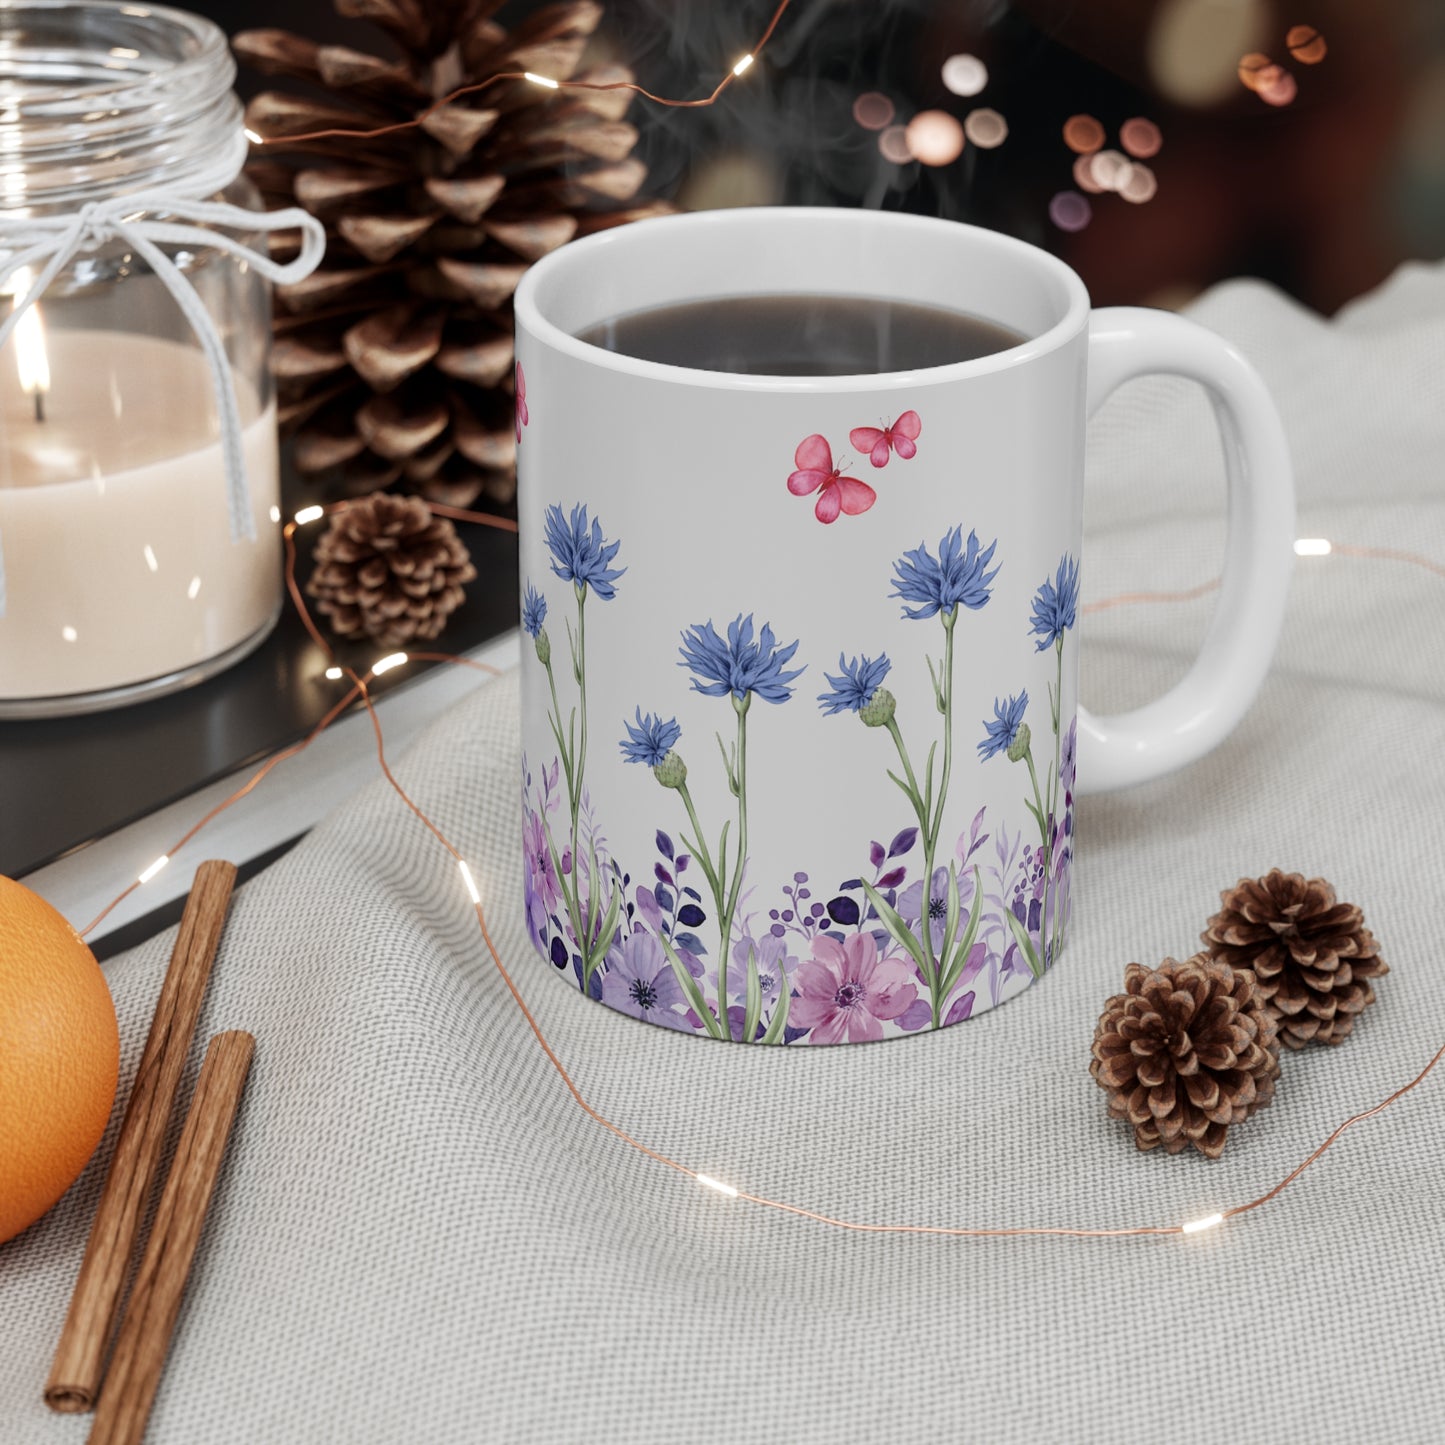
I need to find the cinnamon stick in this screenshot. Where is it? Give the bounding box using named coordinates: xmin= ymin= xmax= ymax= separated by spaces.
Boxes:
xmin=46 ymin=860 xmax=238 ymax=1413
xmin=87 ymin=1032 xmax=255 ymax=1445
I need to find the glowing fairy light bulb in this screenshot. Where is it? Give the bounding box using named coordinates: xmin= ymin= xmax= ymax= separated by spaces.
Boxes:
xmin=459 ymin=860 xmax=482 ymax=904
xmin=293 ymin=505 xmax=324 ymax=525
xmin=732 ymin=53 xmax=754 ymax=76
xmin=696 ymin=1174 xmax=739 ymax=1198
xmin=524 ymin=71 xmax=559 ymax=89
xmin=1294 ymin=538 xmax=1332 ymax=556
xmin=1181 ymin=1212 xmax=1224 ymax=1235
xmin=137 ymin=855 xmax=170 ymax=885
xmin=371 ymin=651 xmax=409 ymax=676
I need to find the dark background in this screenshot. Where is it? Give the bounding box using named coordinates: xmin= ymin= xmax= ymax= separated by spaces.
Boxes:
xmin=205 ymin=0 xmax=1445 ymax=316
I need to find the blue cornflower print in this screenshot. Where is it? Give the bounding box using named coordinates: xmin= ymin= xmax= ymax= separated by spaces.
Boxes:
xmin=977 ymin=691 xmax=1030 ymax=760
xmin=521 ymin=581 xmax=547 ymax=638
xmin=1028 ymin=553 xmax=1079 ymax=651
xmin=618 ymin=708 xmax=681 ymax=766
xmin=544 ymin=502 xmax=625 ymax=599
xmin=890 ymin=525 xmax=999 ymax=621
xmin=678 ymin=614 xmax=804 ymax=704
xmin=817 ymin=652 xmax=892 ymax=715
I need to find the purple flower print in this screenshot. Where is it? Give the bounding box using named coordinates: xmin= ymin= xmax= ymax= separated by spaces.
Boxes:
xmin=523 ymin=864 xmax=549 ymax=956
xmin=678 ymin=613 xmax=804 ymax=704
xmin=600 ymin=931 xmax=688 ymax=1029
xmin=1061 ymin=716 xmax=1078 ymax=798
xmin=944 ymin=991 xmax=976 ymax=1026
xmin=524 ymin=808 xmax=560 ymax=914
xmin=729 ymin=932 xmax=795 ymax=1014
xmin=791 ymin=932 xmax=918 ymax=1044
xmin=897 ymin=866 xmax=957 ymax=955
xmin=544 ymin=502 xmax=625 ymax=600
xmin=1028 ymin=553 xmax=1079 ymax=652
xmin=890 ymin=525 xmax=999 ymax=622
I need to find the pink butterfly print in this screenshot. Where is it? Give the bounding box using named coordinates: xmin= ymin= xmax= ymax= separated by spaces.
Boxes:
xmin=850 ymin=410 xmax=921 ymax=468
xmin=787 ymin=434 xmax=877 ymax=524
xmin=514 ymin=361 xmax=529 ymax=442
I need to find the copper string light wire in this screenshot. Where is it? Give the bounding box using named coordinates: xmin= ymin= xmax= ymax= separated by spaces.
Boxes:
xmin=248 ymin=0 xmax=796 ymax=148
xmin=79 ymin=508 xmax=1445 ymax=1241
xmin=1079 ymin=543 xmax=1445 ymax=619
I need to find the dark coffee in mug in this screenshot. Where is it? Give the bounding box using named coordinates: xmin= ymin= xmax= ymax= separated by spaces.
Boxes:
xmin=576 ymin=293 xmax=1025 ymax=376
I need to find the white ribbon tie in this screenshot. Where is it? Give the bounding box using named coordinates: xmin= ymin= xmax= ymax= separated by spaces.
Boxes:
xmin=0 ymin=190 xmax=326 ymax=617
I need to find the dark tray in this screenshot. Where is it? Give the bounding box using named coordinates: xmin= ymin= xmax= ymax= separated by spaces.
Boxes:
xmin=0 ymin=519 xmax=518 ymax=880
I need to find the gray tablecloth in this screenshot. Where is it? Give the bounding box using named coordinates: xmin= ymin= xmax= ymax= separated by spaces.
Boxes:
xmin=3 ymin=263 xmax=1443 ymax=1444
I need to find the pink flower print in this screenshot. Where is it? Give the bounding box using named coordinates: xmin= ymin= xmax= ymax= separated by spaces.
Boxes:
xmin=514 ymin=360 xmax=529 ymax=442
xmin=850 ymin=410 xmax=920 ymax=468
xmin=523 ymin=808 xmax=559 ymax=913
xmin=787 ymin=434 xmax=876 ymax=524
xmin=791 ymin=931 xmax=918 ymax=1044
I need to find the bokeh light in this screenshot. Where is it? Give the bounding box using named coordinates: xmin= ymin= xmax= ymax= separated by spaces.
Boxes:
xmin=1119 ymin=164 xmax=1159 ymax=204
xmin=1073 ymin=153 xmax=1104 ymax=194
xmin=1149 ymin=0 xmax=1269 ymax=107
xmin=878 ymin=125 xmax=913 ymax=163
xmin=1257 ymin=66 xmax=1298 ymax=106
xmin=963 ymin=107 xmax=1008 ymax=149
xmin=941 ymin=54 xmax=988 ymax=97
xmin=1063 ymin=114 xmax=1106 ymax=154
xmin=1049 ymin=191 xmax=1092 ymax=232
xmin=905 ymin=109 xmax=965 ymax=166
xmin=1088 ymin=148 xmax=1132 ymax=192
xmin=1119 ymin=118 xmax=1163 ymax=159
xmin=1287 ymin=24 xmax=1327 ymax=64
xmin=852 ymin=92 xmax=895 ymax=131
xmin=1237 ymin=52 xmax=1273 ymax=91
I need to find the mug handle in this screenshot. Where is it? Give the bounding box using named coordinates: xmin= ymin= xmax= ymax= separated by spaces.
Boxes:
xmin=1076 ymin=307 xmax=1295 ymax=795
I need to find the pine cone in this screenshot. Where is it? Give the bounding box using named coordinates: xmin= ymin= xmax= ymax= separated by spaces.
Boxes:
xmin=1091 ymin=956 xmax=1281 ymax=1159
xmin=235 ymin=1 xmax=669 ymax=510
xmin=1202 ymin=870 xmax=1388 ymax=1049
xmin=307 ymin=492 xmax=476 ymax=646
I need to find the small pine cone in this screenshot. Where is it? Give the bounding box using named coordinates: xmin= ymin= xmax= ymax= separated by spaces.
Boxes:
xmin=1201 ymin=870 xmax=1388 ymax=1050
xmin=1091 ymin=956 xmax=1281 ymax=1159
xmin=306 ymin=492 xmax=476 ymax=647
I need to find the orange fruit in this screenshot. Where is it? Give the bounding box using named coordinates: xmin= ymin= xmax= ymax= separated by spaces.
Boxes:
xmin=0 ymin=876 xmax=119 ymax=1245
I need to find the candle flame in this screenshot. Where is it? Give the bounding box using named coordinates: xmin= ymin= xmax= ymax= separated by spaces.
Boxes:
xmin=7 ymin=267 xmax=51 ymax=409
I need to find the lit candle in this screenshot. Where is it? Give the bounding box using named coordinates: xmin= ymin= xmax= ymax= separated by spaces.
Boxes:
xmin=0 ymin=329 xmax=280 ymax=707
xmin=7 ymin=268 xmax=49 ymax=422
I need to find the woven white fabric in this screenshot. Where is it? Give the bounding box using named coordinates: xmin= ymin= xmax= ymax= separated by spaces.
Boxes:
xmin=2 ymin=264 xmax=1443 ymax=1445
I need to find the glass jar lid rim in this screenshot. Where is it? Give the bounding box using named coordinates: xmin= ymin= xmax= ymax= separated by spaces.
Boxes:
xmin=0 ymin=0 xmax=230 ymax=112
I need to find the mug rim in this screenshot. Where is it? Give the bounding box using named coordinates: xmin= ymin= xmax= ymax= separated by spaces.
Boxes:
xmin=514 ymin=207 xmax=1092 ymax=393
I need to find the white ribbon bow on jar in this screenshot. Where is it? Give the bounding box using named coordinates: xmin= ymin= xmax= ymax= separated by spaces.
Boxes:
xmin=0 ymin=158 xmax=326 ymax=616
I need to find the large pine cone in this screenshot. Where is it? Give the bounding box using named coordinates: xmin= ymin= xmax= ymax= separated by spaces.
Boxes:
xmin=1091 ymin=956 xmax=1281 ymax=1159
xmin=307 ymin=492 xmax=476 ymax=646
xmin=235 ymin=0 xmax=668 ymax=510
xmin=1201 ymin=869 xmax=1388 ymax=1049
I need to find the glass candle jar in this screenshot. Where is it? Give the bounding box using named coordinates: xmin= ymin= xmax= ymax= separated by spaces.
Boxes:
xmin=0 ymin=1 xmax=291 ymax=716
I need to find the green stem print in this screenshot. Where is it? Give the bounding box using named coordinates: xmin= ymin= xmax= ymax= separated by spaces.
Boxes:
xmin=981 ymin=553 xmax=1080 ymax=978
xmin=523 ymin=506 xmax=627 ymax=990
xmin=621 ymin=615 xmax=802 ymax=1042
xmin=826 ymin=526 xmax=1000 ymax=1029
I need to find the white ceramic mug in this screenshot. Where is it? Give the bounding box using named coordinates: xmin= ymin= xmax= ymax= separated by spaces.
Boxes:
xmin=512 ymin=208 xmax=1293 ymax=1045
